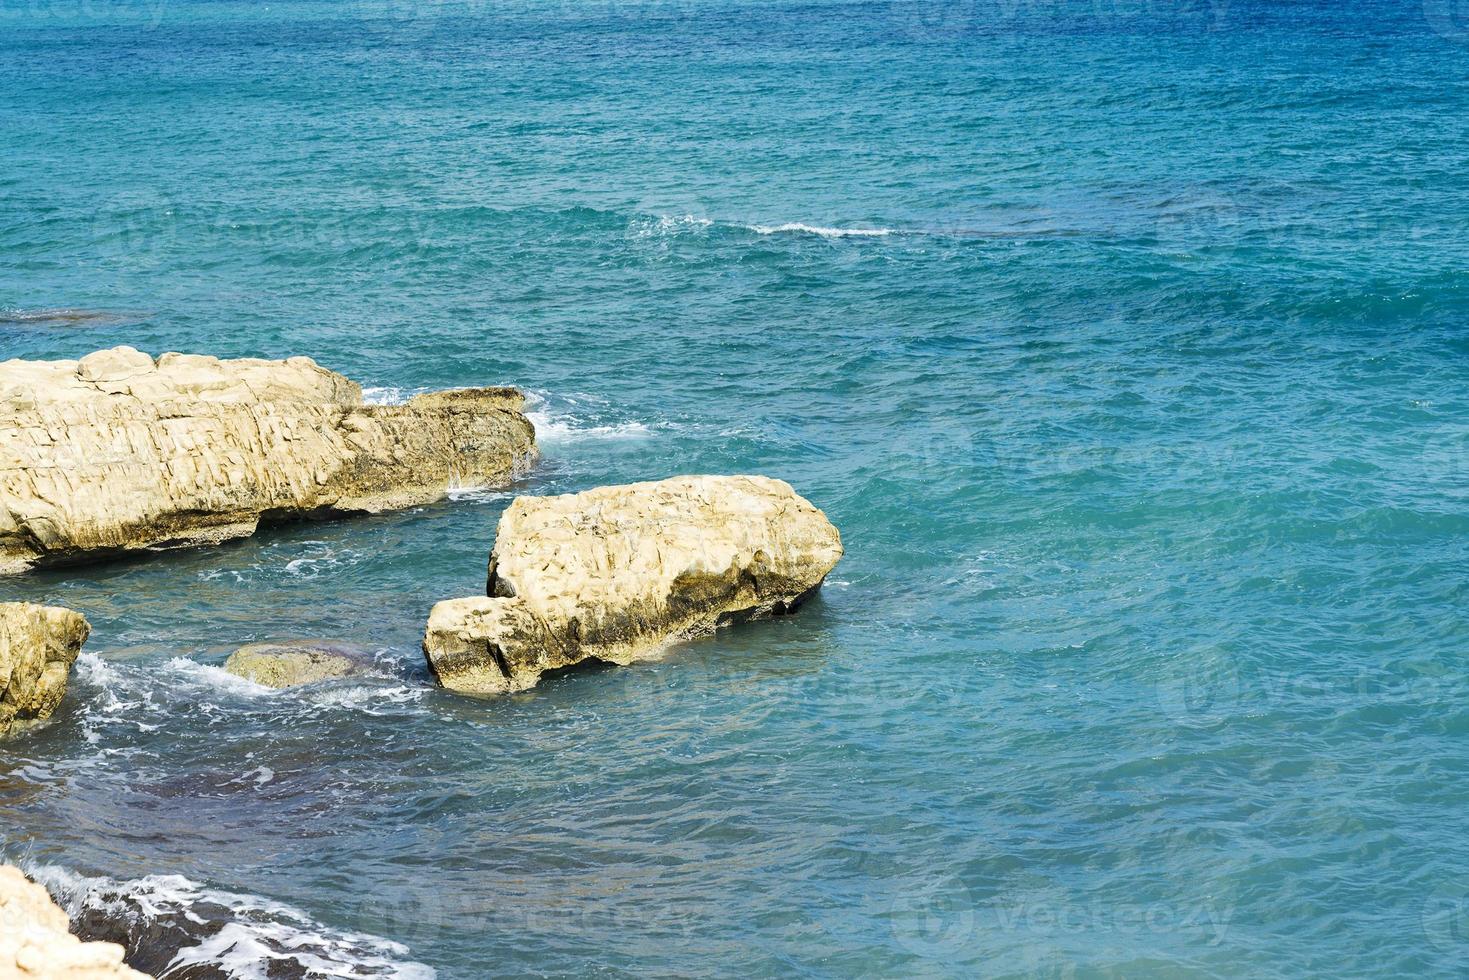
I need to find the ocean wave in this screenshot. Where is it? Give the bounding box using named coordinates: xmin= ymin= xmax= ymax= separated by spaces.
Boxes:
xmin=198 ymin=541 xmax=366 ymax=584
xmin=161 ymin=657 xmax=274 ymax=698
xmin=71 ymin=648 xmax=432 ymax=738
xmin=28 ymin=865 xmax=435 ymax=980
xmin=526 ymin=411 xmax=652 ymax=442
xmin=627 ymin=213 xmax=713 ymax=239
xmin=523 ymin=391 xmax=655 ymax=443
xmin=360 ymin=385 xmax=429 ymax=406
xmin=444 ymin=485 xmax=513 ymax=502
xmin=745 ymin=222 xmax=893 ymax=238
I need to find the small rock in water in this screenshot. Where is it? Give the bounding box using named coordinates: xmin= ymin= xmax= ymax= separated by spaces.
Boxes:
xmin=0 ymin=602 xmax=90 ymax=741
xmin=223 ymin=640 xmax=375 ymax=689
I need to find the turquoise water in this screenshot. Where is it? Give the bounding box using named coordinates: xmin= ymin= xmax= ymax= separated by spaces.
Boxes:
xmin=3 ymin=0 xmax=1469 ymax=975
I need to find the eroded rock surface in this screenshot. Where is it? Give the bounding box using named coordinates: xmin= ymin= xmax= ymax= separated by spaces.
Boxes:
xmin=0 ymin=347 xmax=536 ymax=574
xmin=223 ymin=640 xmax=375 ymax=689
xmin=0 ymin=865 xmax=148 ymax=979
xmin=0 ymin=602 xmax=90 ymax=740
xmin=424 ymin=475 xmax=843 ymax=695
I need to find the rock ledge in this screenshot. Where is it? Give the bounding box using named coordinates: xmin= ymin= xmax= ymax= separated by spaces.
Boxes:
xmin=0 ymin=347 xmax=536 ymax=574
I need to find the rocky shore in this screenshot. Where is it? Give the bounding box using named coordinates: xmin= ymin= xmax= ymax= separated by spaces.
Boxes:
xmin=424 ymin=475 xmax=843 ymax=694
xmin=0 ymin=347 xmax=536 ymax=574
xmin=0 ymin=865 xmax=147 ymax=979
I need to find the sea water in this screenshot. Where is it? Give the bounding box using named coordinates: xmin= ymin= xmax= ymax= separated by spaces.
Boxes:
xmin=2 ymin=0 xmax=1468 ymax=975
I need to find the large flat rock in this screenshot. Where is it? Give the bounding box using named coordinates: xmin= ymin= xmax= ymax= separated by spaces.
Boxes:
xmin=0 ymin=347 xmax=536 ymax=573
xmin=424 ymin=475 xmax=843 ymax=695
xmin=0 ymin=602 xmax=90 ymax=740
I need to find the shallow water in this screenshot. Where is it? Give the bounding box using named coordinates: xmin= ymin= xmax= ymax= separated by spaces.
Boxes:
xmin=2 ymin=0 xmax=1469 ymax=976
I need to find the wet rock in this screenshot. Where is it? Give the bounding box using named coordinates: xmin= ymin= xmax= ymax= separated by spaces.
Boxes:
xmin=424 ymin=475 xmax=843 ymax=695
xmin=0 ymin=865 xmax=148 ymax=979
xmin=222 ymin=640 xmax=375 ymax=689
xmin=0 ymin=602 xmax=90 ymax=740
xmin=0 ymin=347 xmax=537 ymax=574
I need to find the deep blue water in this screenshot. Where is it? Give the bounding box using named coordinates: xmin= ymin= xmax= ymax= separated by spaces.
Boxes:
xmin=2 ymin=0 xmax=1468 ymax=976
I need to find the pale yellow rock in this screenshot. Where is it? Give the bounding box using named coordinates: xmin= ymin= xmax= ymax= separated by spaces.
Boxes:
xmin=0 ymin=602 xmax=90 ymax=740
xmin=423 ymin=475 xmax=843 ymax=695
xmin=0 ymin=347 xmax=537 ymax=573
xmin=223 ymin=640 xmax=373 ymax=689
xmin=0 ymin=866 xmax=148 ymax=979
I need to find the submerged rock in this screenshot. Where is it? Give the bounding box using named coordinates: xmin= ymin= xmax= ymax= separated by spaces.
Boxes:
xmin=0 ymin=347 xmax=537 ymax=574
xmin=423 ymin=475 xmax=843 ymax=695
xmin=0 ymin=865 xmax=147 ymax=979
xmin=0 ymin=602 xmax=90 ymax=740
xmin=223 ymin=640 xmax=375 ymax=689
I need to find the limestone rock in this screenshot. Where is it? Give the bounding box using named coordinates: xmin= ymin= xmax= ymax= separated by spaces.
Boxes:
xmin=0 ymin=865 xmax=148 ymax=979
xmin=0 ymin=347 xmax=537 ymax=574
xmin=0 ymin=602 xmax=90 ymax=740
xmin=223 ymin=640 xmax=375 ymax=689
xmin=423 ymin=475 xmax=843 ymax=695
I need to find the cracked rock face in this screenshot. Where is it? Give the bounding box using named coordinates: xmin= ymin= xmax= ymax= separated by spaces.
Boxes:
xmin=0 ymin=347 xmax=536 ymax=574
xmin=423 ymin=475 xmax=843 ymax=695
xmin=0 ymin=602 xmax=90 ymax=741
xmin=0 ymin=865 xmax=148 ymax=979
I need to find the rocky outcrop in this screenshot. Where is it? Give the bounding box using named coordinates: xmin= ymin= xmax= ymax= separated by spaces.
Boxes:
xmin=0 ymin=602 xmax=90 ymax=740
xmin=0 ymin=347 xmax=536 ymax=574
xmin=0 ymin=865 xmax=148 ymax=979
xmin=424 ymin=475 xmax=843 ymax=695
xmin=223 ymin=640 xmax=375 ymax=689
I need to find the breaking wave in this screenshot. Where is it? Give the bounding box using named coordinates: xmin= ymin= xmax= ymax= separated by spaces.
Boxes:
xmin=28 ymin=865 xmax=435 ymax=980
xmin=744 ymin=222 xmax=894 ymax=238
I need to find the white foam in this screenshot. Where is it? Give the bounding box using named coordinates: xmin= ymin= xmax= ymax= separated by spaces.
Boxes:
xmin=445 ymin=485 xmax=512 ymax=502
xmin=522 ymin=390 xmax=655 ymax=444
xmin=526 ymin=411 xmax=652 ymax=442
xmin=161 ymin=658 xmax=273 ymax=698
xmin=746 ymin=222 xmax=893 ymax=238
xmin=627 ymin=213 xmax=713 ymax=239
xmin=74 ymin=650 xmax=124 ymax=690
xmin=311 ymin=684 xmax=425 ymax=716
xmin=360 ymin=386 xmax=429 ymax=406
xmin=29 ymin=866 xmax=435 ymax=980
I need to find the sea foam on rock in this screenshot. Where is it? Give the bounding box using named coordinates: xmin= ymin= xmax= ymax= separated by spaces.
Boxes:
xmin=423 ymin=475 xmax=843 ymax=695
xmin=0 ymin=865 xmax=147 ymax=979
xmin=0 ymin=602 xmax=90 ymax=740
xmin=0 ymin=347 xmax=536 ymax=574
